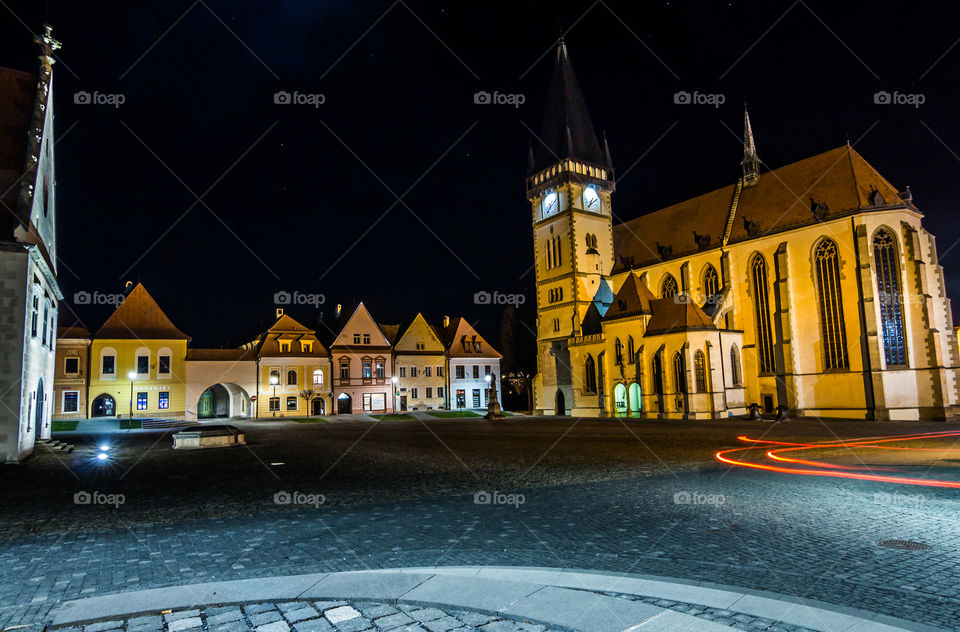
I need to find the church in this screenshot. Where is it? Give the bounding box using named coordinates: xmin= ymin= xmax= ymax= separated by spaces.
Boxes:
xmin=529 ymin=41 xmax=960 ymax=421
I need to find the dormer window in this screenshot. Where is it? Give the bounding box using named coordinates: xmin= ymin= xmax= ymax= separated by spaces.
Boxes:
xmin=301 ymin=341 xmax=313 ymax=353
xmin=280 ymin=341 xmax=291 ymax=353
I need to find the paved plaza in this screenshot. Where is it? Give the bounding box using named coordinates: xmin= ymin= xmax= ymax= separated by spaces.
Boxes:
xmin=0 ymin=417 xmax=958 ymax=631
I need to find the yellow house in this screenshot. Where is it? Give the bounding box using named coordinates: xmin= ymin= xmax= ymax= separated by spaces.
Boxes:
xmin=252 ymin=310 xmax=331 ymax=417
xmin=88 ymin=284 xmax=189 ymax=419
xmin=393 ymin=313 xmax=447 ymax=410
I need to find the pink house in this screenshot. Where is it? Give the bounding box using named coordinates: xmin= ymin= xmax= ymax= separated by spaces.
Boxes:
xmin=329 ymin=303 xmax=395 ymax=414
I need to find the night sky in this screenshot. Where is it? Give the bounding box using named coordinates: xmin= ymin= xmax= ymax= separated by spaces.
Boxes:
xmin=2 ymin=1 xmax=959 ymax=357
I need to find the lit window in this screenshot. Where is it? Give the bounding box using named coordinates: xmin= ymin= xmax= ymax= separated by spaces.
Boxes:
xmin=270 ymin=369 xmax=281 ymax=384
xmin=63 ymin=391 xmax=79 ymax=413
xmin=136 ymin=392 xmax=148 ymax=410
xmin=286 ymin=396 xmax=298 ymax=411
xmin=313 ymin=369 xmax=323 ymax=385
xmin=362 ymin=362 xmax=372 ymax=378
xmin=158 ymin=392 xmax=169 ymax=410
xmin=874 ymin=229 xmax=907 ymax=366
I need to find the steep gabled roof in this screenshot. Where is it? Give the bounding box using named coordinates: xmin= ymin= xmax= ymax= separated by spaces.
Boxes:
xmin=643 ymin=298 xmax=716 ymax=336
xmin=94 ymin=283 xmax=190 ymax=340
xmin=395 ymin=313 xmax=445 ymax=353
xmin=436 ymin=317 xmax=502 ymax=359
xmin=531 ymin=41 xmax=606 ymax=173
xmin=329 ymin=302 xmax=391 ymax=348
xmin=613 ymin=145 xmax=907 ymax=270
xmin=256 ymin=312 xmax=328 ymax=357
xmin=603 ymin=273 xmax=657 ymax=321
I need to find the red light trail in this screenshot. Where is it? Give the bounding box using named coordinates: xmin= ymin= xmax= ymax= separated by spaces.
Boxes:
xmin=715 ymin=431 xmax=960 ymax=488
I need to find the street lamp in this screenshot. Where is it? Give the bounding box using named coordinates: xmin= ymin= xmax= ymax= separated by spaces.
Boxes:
xmin=391 ymin=375 xmax=398 ymax=412
xmin=269 ymin=373 xmax=279 ymax=418
xmin=127 ymin=371 xmax=136 ymax=420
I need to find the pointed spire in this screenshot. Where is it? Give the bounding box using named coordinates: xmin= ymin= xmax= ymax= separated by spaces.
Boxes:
xmin=742 ymin=107 xmax=759 ymax=186
xmin=531 ymin=39 xmax=605 ymax=173
xmin=526 ymin=143 xmax=536 ymax=175
xmin=603 ymin=132 xmax=613 ymax=169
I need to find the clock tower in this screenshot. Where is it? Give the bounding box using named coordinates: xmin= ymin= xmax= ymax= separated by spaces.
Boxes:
xmin=527 ymin=39 xmax=615 ymax=414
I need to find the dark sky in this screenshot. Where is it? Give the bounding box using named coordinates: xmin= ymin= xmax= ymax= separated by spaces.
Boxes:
xmin=2 ymin=0 xmax=959 ymax=354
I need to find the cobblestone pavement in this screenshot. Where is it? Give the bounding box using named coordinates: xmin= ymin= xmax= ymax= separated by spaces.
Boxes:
xmin=2 ymin=419 xmax=959 ymax=631
xmin=49 ymin=600 xmax=562 ymax=632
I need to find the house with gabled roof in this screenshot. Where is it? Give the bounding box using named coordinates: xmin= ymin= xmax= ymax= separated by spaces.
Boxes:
xmin=88 ymin=283 xmax=190 ymax=419
xmin=393 ymin=313 xmax=447 ymax=410
xmin=436 ymin=316 xmax=502 ymax=410
xmin=528 ymin=40 xmax=960 ymax=420
xmin=329 ymin=303 xmax=394 ymax=414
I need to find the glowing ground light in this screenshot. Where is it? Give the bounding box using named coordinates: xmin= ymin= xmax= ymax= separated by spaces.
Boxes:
xmin=715 ymin=431 xmax=960 ymax=489
xmin=96 ymin=453 xmax=108 ymax=461
xmin=99 ymin=444 xmax=110 ymax=451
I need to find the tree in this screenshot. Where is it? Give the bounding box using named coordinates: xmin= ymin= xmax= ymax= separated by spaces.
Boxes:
xmin=299 ymin=388 xmax=319 ymax=414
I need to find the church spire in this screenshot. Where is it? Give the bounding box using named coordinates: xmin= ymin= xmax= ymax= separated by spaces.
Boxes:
xmin=531 ymin=39 xmax=606 ymax=173
xmin=742 ymin=107 xmax=759 ymax=186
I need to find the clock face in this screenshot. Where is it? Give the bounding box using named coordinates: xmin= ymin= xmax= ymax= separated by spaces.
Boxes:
xmin=542 ymin=192 xmax=558 ymax=216
xmin=583 ymin=187 xmax=601 ymax=212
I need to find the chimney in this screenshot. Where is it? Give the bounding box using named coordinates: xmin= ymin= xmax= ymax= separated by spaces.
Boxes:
xmin=124 ymin=281 xmax=134 ymax=295
xmin=276 ymin=308 xmax=284 ymax=319
xmin=336 ymin=303 xmax=342 ymax=318
xmin=442 ymin=315 xmax=450 ymax=328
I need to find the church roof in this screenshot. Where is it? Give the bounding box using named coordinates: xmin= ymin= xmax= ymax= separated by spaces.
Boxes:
xmin=531 ymin=41 xmax=607 ymax=173
xmin=95 ymin=283 xmax=190 ymax=340
xmin=603 ymin=272 xmax=657 ymax=321
xmin=644 ymin=298 xmax=716 ymax=336
xmin=613 ymin=145 xmax=906 ymax=270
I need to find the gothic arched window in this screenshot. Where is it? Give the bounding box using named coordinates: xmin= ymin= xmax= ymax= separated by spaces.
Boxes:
xmin=673 ymin=351 xmax=687 ymax=394
xmin=730 ymin=345 xmax=742 ymax=386
xmin=614 ymin=338 xmax=623 ymax=365
xmin=694 ymin=350 xmax=707 ymax=392
xmin=873 ymin=229 xmax=906 ymax=366
xmin=661 ymin=274 xmax=678 ymax=299
xmin=627 ymin=336 xmax=635 ymax=363
xmin=584 ymin=355 xmax=597 ymax=393
xmin=751 ymin=254 xmax=776 ymax=373
xmin=703 ymin=264 xmax=719 ymax=300
xmin=814 ymin=238 xmax=849 ymax=369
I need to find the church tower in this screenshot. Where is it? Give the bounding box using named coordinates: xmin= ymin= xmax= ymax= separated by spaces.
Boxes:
xmin=526 ymin=40 xmax=615 ymax=414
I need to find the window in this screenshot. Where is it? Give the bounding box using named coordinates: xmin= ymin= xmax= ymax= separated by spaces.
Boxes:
xmin=411 ymin=366 xmax=419 ymax=378
xmin=436 ymin=365 xmax=443 ymax=377
xmin=874 ymin=229 xmax=907 ymax=365
xmin=661 ymin=274 xmax=678 ymax=299
xmin=286 ymin=396 xmax=298 ymax=411
xmin=485 ymin=365 xmax=491 ymax=376
xmin=287 ymin=369 xmax=297 ymax=385
xmin=416 ymin=342 xmax=425 ymax=350
xmin=159 ymin=392 xmax=169 ymax=410
xmin=548 ymin=287 xmax=565 ymax=303
xmin=41 ymin=301 xmax=49 ymax=345
xmin=614 ymin=338 xmax=623 ymax=365
xmin=301 ymin=341 xmax=312 ymax=353
xmin=64 ymin=357 xmax=79 ymax=375
xmin=627 ymin=336 xmax=635 ymax=364
xmin=546 ymin=235 xmax=564 ymax=269
xmin=673 ymin=352 xmax=687 ymax=394
xmin=137 ymin=392 xmax=148 ymax=410
xmin=270 ymin=369 xmax=281 ymax=385
xmin=399 ymin=366 xmax=407 ymax=377
xmin=30 ymin=295 xmax=38 ymax=337
xmin=280 ymin=341 xmax=291 ymax=353
xmin=553 ymin=318 xmax=560 ymax=332
xmin=102 ymin=354 xmax=115 ymax=375
xmin=412 ymin=387 xmax=418 ymax=399
xmin=363 ymin=333 xmax=371 ymax=344
xmin=158 ymin=355 xmax=170 ymax=375
xmin=751 ymin=254 xmax=776 ymax=373
xmin=472 ymin=365 xmax=480 ymax=379
xmin=313 ymin=369 xmax=323 ymax=385
xmin=814 ymin=239 xmax=849 ymax=369
xmin=694 ymin=350 xmax=707 ymax=392
xmin=472 ymin=389 xmax=481 ymax=407
xmin=63 ymin=391 xmax=78 ymax=413
xmin=730 ymin=345 xmax=742 ymax=386
xmin=137 ymin=355 xmax=149 ymax=375
xmin=269 ymin=397 xmax=280 ymax=411
xmin=353 ymin=333 xmax=361 ymax=344
xmin=455 ymin=365 xmax=465 ymax=380
xmin=425 ymin=387 xmax=433 ymax=398
xmin=362 ymin=362 xmax=372 ymax=378
xmin=340 ymin=363 xmax=349 ymax=379
xmin=425 ymin=366 xmax=432 ymax=377
xmin=584 ymin=355 xmax=597 ymax=393
xmin=703 ymin=264 xmax=720 ymax=301
xmin=437 ymin=386 xmax=444 ymax=397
